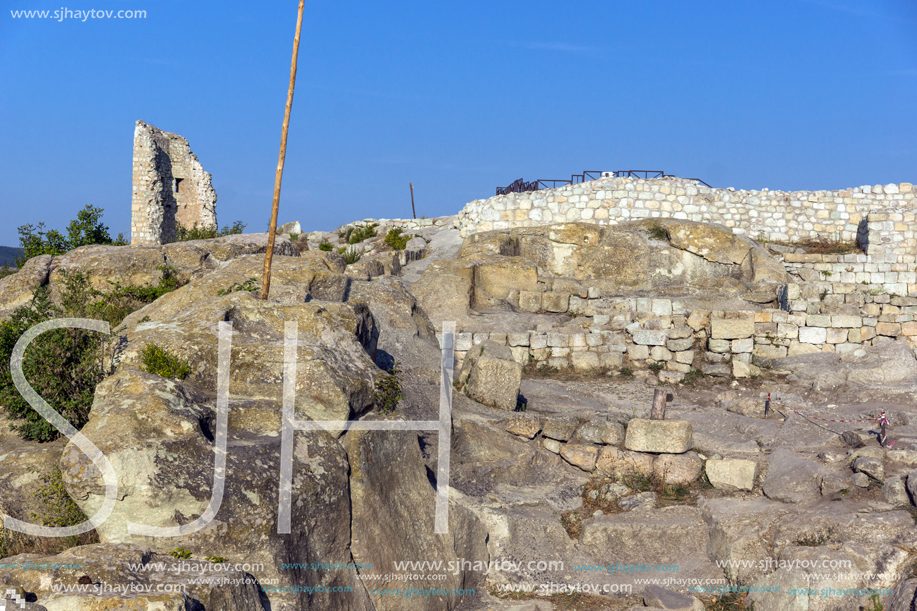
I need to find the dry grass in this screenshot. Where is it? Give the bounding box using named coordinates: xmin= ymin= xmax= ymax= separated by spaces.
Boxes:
xmin=764 ymin=237 xmax=861 ymax=255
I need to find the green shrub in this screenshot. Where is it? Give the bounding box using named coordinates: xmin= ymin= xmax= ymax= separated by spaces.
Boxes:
xmin=0 ymin=265 xmax=186 ymax=442
xmin=385 ymin=228 xmax=410 ymax=250
xmin=169 ymin=547 xmax=192 ymax=559
xmin=318 ymin=240 xmax=333 ymax=251
xmin=206 ymin=556 xmax=227 ymax=563
xmin=0 ymin=287 xmax=103 ymax=441
xmin=337 ymin=246 xmax=362 ymax=265
xmin=140 ymin=343 xmax=191 ymax=380
xmin=16 ymin=204 xmax=126 ymax=266
xmin=31 ymin=467 xmax=89 ymax=528
xmin=374 ymin=362 xmax=404 ymax=415
xmin=647 ymin=224 xmax=668 ymax=241
xmin=171 ymin=221 xmax=246 ymax=242
xmin=339 ymin=223 xmax=378 ymax=244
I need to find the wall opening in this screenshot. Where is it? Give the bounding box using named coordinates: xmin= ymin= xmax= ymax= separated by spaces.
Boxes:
xmin=174 ymin=177 xmax=184 ymax=193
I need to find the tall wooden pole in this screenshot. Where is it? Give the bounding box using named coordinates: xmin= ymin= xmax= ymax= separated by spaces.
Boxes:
xmin=261 ymin=0 xmax=305 ymax=300
xmin=410 ymin=182 xmax=416 ymax=219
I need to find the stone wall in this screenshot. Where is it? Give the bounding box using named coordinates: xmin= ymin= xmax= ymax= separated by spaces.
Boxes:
xmin=456 ymin=177 xmax=915 ymax=255
xmin=438 ymin=296 xmax=917 ymax=383
xmin=131 ymin=120 xmax=217 ymax=244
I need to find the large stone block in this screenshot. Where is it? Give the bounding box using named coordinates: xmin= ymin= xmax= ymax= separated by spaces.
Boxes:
xmin=624 ymin=419 xmax=693 ymax=454
xmin=519 ymin=291 xmax=542 ymax=313
xmin=632 ymin=329 xmax=668 ymax=346
xmin=460 ymin=341 xmax=522 ymax=410
xmin=705 ymin=459 xmax=758 ymax=491
xmin=710 ymin=318 xmax=755 ymax=340
xmin=542 ymin=291 xmax=570 ymax=313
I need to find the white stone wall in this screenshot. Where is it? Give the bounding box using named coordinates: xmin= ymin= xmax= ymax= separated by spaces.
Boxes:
xmin=456 ymin=177 xmax=916 ymax=252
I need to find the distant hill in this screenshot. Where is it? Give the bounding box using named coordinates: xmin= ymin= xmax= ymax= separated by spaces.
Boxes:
xmin=0 ymin=246 xmax=23 ymax=267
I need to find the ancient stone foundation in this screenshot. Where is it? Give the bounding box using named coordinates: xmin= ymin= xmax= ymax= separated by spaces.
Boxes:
xmin=131 ymin=120 xmax=217 ymax=244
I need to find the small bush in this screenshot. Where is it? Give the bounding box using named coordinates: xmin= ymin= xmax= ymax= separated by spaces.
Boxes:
xmin=169 ymin=547 xmax=192 ymax=559
xmin=374 ymin=362 xmax=404 ymax=415
xmin=140 ymin=343 xmax=191 ymax=380
xmin=385 ymin=228 xmax=410 ymax=250
xmin=318 ymin=240 xmax=333 ymax=251
xmin=206 ymin=556 xmax=227 ymax=563
xmin=619 ymin=367 xmax=634 ymax=377
xmin=172 ymin=220 xmax=246 ymax=242
xmin=338 ymin=246 xmax=362 ymax=265
xmin=340 ymin=223 xmax=378 ymax=244
xmin=647 ymin=224 xmax=668 ymax=241
xmin=648 ymin=362 xmax=665 ymax=373
xmin=31 ymin=467 xmax=89 ymax=528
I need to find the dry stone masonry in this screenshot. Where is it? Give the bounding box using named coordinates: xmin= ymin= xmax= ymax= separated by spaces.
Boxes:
xmin=131 ymin=120 xmax=217 ymax=244
xmin=458 ymin=176 xmax=914 ymax=249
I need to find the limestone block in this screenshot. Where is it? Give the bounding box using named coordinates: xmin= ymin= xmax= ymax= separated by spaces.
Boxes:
xmin=705 ymin=459 xmax=758 ymax=491
xmin=571 ymin=351 xmax=601 ymax=371
xmin=627 ymin=344 xmax=650 ymax=360
xmin=710 ymin=318 xmax=755 ymax=339
xmin=542 ymin=291 xmax=570 ymax=313
xmin=666 ymin=338 xmax=694 ymax=352
xmin=708 ymin=339 xmax=731 ymax=353
xmin=504 ymin=415 xmax=542 ymax=439
xmin=560 ymin=444 xmax=599 ymax=472
xmin=519 ymin=291 xmax=542 ymax=313
xmin=542 ymin=418 xmax=578 ymax=441
xmin=675 ymin=350 xmax=695 ymax=365
xmin=798 ymin=327 xmax=827 ymax=344
xmin=601 ymin=352 xmax=624 ymax=369
xmin=632 ymin=329 xmax=668 ymax=346
xmin=624 ymin=419 xmax=693 ymax=454
xmin=653 ymin=452 xmax=703 ymax=485
xmin=731 ymin=338 xmax=753 ymax=353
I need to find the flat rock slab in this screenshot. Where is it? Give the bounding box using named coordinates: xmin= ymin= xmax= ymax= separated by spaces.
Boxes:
xmin=581 ymin=506 xmax=709 ymax=566
xmin=762 ymin=448 xmax=824 ymax=504
xmin=625 ymin=419 xmax=693 ymax=453
xmin=643 ymin=584 xmax=705 ymax=611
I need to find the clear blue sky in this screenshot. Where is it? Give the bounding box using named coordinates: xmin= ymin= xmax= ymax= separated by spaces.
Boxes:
xmin=1 ymin=0 xmax=915 ymax=247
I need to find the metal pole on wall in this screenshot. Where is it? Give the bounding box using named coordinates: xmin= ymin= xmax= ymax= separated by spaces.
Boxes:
xmin=410 ymin=182 xmax=416 ymax=219
xmin=261 ymin=0 xmax=306 ymax=300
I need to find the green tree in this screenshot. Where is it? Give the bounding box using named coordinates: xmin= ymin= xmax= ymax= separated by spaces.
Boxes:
xmin=16 ymin=204 xmax=126 ymax=267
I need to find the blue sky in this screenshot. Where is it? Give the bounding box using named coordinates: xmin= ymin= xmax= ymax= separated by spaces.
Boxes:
xmin=0 ymin=0 xmax=915 ymax=247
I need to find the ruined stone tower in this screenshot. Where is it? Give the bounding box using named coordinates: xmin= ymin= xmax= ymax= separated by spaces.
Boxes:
xmin=130 ymin=120 xmax=217 ymax=244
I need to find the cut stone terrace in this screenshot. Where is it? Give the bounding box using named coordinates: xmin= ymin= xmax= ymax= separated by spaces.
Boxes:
xmin=456 ymin=176 xmax=915 ymax=254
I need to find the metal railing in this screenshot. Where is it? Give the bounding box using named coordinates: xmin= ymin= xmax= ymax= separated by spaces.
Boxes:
xmin=496 ymin=170 xmax=710 ymax=195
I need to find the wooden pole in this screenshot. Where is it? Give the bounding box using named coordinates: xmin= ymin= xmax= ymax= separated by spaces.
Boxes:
xmin=410 ymin=182 xmax=416 ymax=219
xmin=261 ymin=0 xmax=305 ymax=300
xmin=650 ymin=388 xmax=667 ymax=420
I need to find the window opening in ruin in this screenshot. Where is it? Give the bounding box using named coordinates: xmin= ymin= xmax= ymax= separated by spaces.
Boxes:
xmin=174 ymin=178 xmax=184 ymax=193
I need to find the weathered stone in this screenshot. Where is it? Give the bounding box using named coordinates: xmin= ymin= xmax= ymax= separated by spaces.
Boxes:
xmin=560 ymin=444 xmax=599 ymax=472
xmin=705 ymin=459 xmax=758 ymax=491
xmin=460 ymin=340 xmax=523 ymax=410
xmin=504 ymin=415 xmax=542 ymax=439
xmin=643 ymin=584 xmax=705 ymax=611
xmin=619 ymin=491 xmax=657 ymax=511
xmin=571 ymin=351 xmax=601 ymax=371
xmin=518 ymin=290 xmax=542 ymax=312
xmin=542 ymin=418 xmax=579 ymax=442
xmin=596 ymin=447 xmax=655 ymax=480
xmin=542 ymin=291 xmax=570 ymax=313
xmin=542 ymin=438 xmax=562 ymax=453
xmin=653 ymin=452 xmax=703 ymax=485
xmin=632 ymin=329 xmax=668 ymax=346
xmin=883 ymin=475 xmax=910 ymax=506
xmin=762 ymin=448 xmax=823 ymax=503
xmin=710 ymin=318 xmax=755 ymax=340
xmin=624 ymin=419 xmax=693 ymax=454
xmin=581 ymin=506 xmax=710 ymax=565
xmin=853 ymin=456 xmax=885 ymax=481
